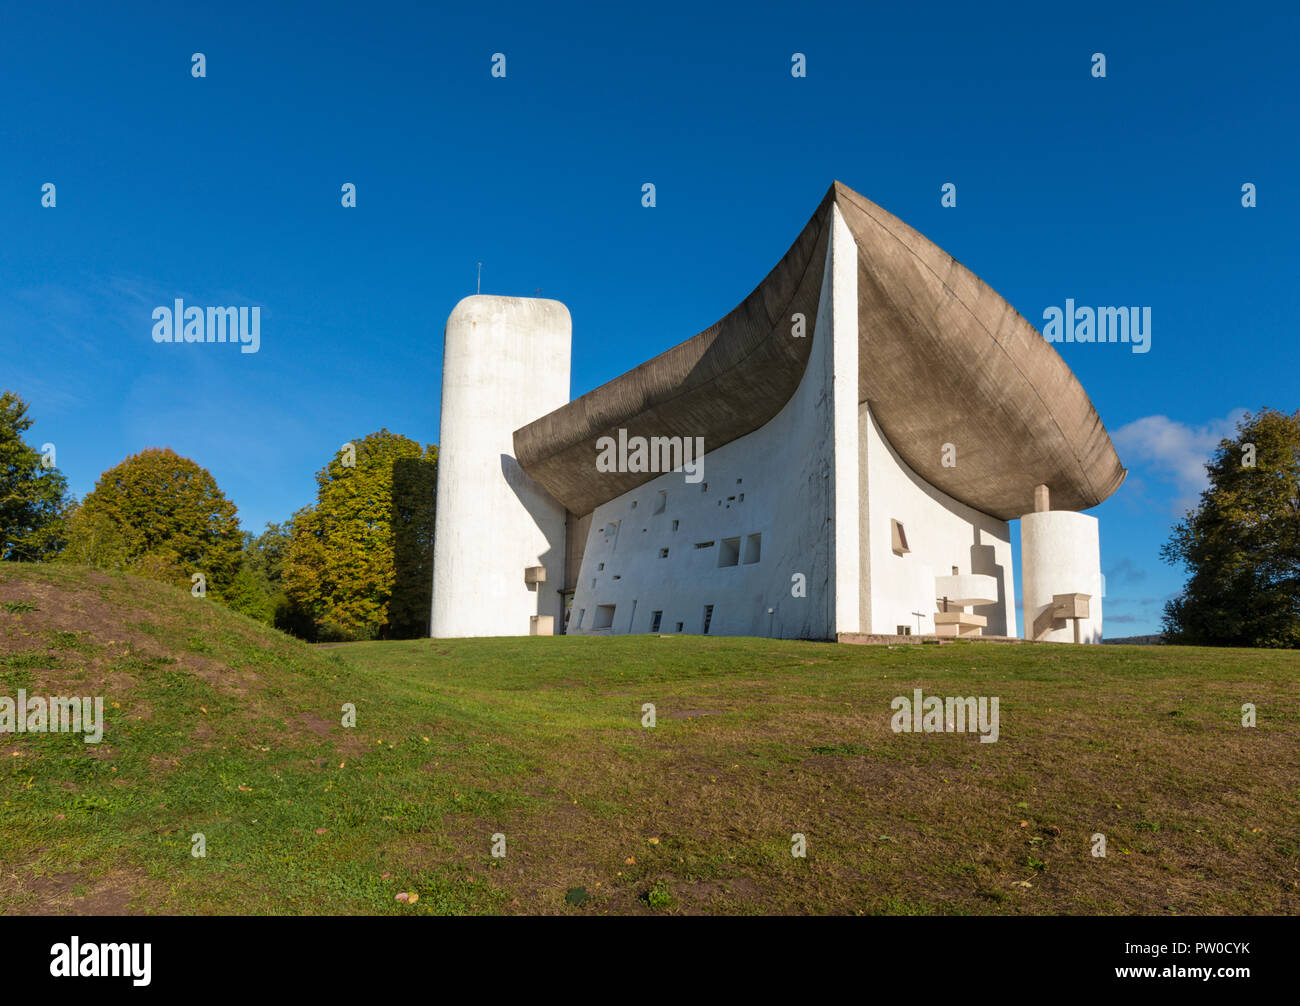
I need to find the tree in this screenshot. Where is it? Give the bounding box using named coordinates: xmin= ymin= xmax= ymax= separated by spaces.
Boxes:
xmin=63 ymin=447 xmax=243 ymax=595
xmin=283 ymin=431 xmax=437 ymax=640
xmin=222 ymin=521 xmax=316 ymax=635
xmin=1161 ymin=408 xmax=1300 ymax=648
xmin=0 ymin=391 xmax=71 ymax=561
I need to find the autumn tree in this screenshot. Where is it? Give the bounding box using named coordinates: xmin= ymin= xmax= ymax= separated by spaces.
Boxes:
xmin=283 ymin=432 xmax=437 ymax=640
xmin=1161 ymin=408 xmax=1300 ymax=648
xmin=0 ymin=391 xmax=71 ymax=561
xmin=63 ymin=447 xmax=243 ymax=595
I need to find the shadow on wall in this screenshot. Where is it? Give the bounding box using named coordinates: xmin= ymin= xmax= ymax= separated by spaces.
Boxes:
xmin=390 ymin=455 xmax=438 ymax=638
xmin=971 ymin=526 xmax=1008 ymax=636
xmin=500 ymin=454 xmax=562 ymax=629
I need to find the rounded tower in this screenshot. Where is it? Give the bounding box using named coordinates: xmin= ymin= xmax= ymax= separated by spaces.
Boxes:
xmin=430 ymin=295 xmax=571 ymax=637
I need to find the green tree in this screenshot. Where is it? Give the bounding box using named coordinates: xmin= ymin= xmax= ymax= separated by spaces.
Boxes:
xmin=63 ymin=447 xmax=243 ymax=596
xmin=1160 ymin=408 xmax=1300 ymax=648
xmin=283 ymin=431 xmax=437 ymax=640
xmin=0 ymin=391 xmax=71 ymax=561
xmin=222 ymin=521 xmax=318 ymax=634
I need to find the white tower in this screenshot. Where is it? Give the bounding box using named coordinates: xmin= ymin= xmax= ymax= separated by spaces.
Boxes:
xmin=1020 ymin=485 xmax=1104 ymax=643
xmin=430 ymin=296 xmax=571 ymax=637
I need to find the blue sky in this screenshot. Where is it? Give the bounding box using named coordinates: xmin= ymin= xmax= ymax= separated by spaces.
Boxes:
xmin=2 ymin=0 xmax=1296 ymax=636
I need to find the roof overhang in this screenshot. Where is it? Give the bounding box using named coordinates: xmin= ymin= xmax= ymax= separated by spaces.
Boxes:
xmin=512 ymin=181 xmax=1126 ymax=520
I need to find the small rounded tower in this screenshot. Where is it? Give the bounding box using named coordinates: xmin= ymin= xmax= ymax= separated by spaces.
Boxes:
xmin=1020 ymin=485 xmax=1104 ymax=643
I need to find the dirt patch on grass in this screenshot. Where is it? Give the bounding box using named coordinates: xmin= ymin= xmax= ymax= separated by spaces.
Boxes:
xmin=2 ymin=866 xmax=148 ymax=916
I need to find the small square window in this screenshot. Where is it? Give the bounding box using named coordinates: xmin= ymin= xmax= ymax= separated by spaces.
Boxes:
xmin=593 ymin=604 xmax=616 ymax=630
xmin=718 ymin=537 xmax=741 ymax=567
xmin=659 ymin=548 xmax=669 ymax=558
xmin=675 ymin=622 xmax=684 ymax=632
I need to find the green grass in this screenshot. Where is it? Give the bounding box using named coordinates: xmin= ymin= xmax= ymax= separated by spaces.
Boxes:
xmin=0 ymin=562 xmax=1297 ymax=915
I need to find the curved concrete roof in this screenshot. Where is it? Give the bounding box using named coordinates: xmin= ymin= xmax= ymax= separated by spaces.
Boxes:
xmin=513 ymin=181 xmax=1126 ymax=521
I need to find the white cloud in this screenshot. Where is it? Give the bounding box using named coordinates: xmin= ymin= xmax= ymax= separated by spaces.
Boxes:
xmin=1112 ymin=409 xmax=1247 ymax=512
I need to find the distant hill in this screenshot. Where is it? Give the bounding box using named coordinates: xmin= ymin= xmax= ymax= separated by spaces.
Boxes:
xmin=1102 ymin=634 xmax=1165 ymax=645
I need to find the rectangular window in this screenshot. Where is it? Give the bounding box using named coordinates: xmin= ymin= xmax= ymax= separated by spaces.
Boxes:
xmin=743 ymin=532 xmax=762 ymax=564
xmin=576 ymin=609 xmax=585 ymax=629
xmin=718 ymin=537 xmax=741 ymax=567
xmin=650 ymin=610 xmax=662 ymax=633
xmin=896 ymin=625 xmax=912 ymax=636
xmin=675 ymin=621 xmax=684 ymax=632
xmin=659 ymin=548 xmax=669 ymax=558
xmin=671 ymin=520 xmax=679 ymax=532
xmin=694 ymin=540 xmax=714 ymax=549
xmin=702 ymin=604 xmax=714 ymax=634
xmin=654 ymin=491 xmax=667 ymax=515
xmin=593 ymin=604 xmax=616 ymax=630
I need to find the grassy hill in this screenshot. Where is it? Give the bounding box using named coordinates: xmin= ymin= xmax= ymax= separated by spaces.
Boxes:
xmin=1 ymin=562 xmax=1297 ymax=915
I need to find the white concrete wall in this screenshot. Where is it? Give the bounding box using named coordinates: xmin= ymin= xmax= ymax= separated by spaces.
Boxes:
xmin=1021 ymin=510 xmax=1103 ymax=643
xmin=860 ymin=405 xmax=1016 ymax=637
xmin=566 ymin=206 xmax=861 ymax=639
xmin=430 ymin=296 xmax=570 ymax=637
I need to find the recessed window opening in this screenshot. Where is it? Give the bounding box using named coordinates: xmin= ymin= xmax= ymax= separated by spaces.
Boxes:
xmin=593 ymin=604 xmax=616 ymax=630
xmin=743 ymin=533 xmax=762 ymax=564
xmin=890 ymin=519 xmax=910 ymax=556
xmin=718 ymin=537 xmax=741 ymax=567
xmin=702 ymin=604 xmax=714 ymax=634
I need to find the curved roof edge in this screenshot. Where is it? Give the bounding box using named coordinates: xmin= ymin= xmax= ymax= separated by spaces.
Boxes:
xmin=513 ymin=181 xmax=1126 ymax=520
xmin=512 ymin=186 xmax=835 ymax=515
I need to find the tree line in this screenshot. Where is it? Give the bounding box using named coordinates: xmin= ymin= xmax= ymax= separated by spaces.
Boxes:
xmin=0 ymin=390 xmax=436 ymax=641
